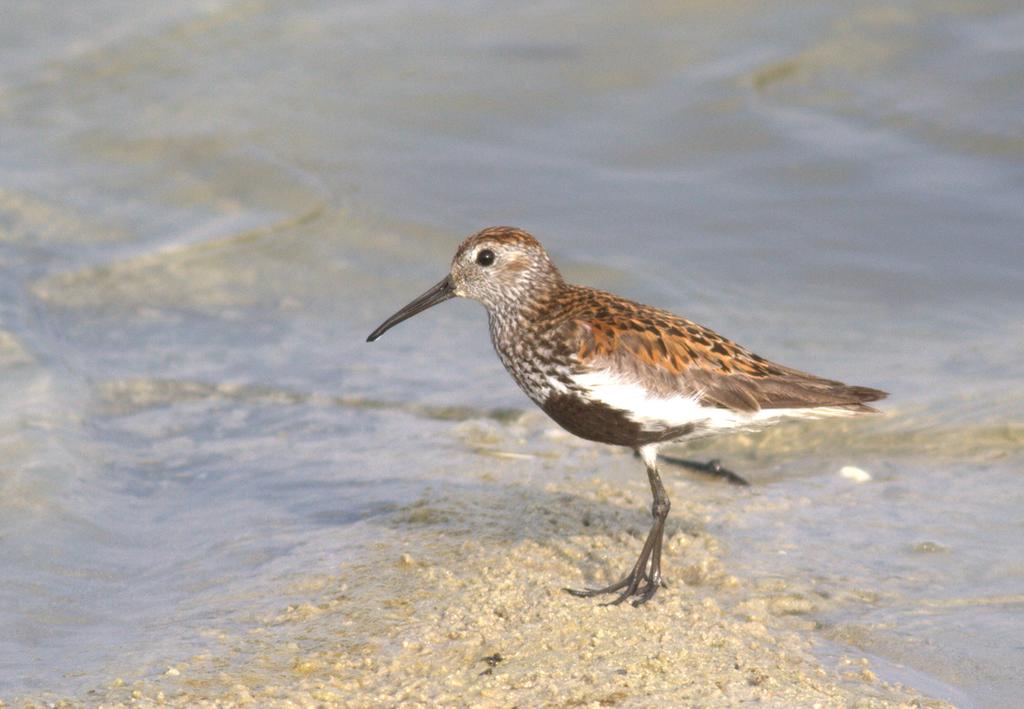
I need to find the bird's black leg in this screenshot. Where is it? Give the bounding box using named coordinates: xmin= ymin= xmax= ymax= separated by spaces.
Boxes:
xmin=566 ymin=448 xmax=671 ymax=606
xmin=654 ymin=454 xmax=749 ymax=486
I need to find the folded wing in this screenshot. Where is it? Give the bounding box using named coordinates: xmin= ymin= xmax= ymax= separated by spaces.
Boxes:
xmin=562 ymin=295 xmax=886 ymax=415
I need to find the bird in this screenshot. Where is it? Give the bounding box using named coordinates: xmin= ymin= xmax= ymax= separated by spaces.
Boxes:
xmin=366 ymin=226 xmax=886 ymax=606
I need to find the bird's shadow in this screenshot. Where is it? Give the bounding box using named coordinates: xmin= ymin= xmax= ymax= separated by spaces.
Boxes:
xmin=644 ymin=452 xmax=750 ymax=486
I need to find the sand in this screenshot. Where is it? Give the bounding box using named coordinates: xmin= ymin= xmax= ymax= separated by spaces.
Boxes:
xmin=15 ymin=457 xmax=949 ymax=709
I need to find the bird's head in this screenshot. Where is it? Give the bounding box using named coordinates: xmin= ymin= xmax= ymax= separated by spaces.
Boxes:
xmin=367 ymin=226 xmax=562 ymax=342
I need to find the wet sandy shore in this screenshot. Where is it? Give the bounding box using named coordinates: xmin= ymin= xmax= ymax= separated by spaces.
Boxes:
xmin=16 ymin=449 xmax=948 ymax=708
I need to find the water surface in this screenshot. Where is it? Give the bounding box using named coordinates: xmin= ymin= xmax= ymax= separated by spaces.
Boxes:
xmin=1 ymin=1 xmax=1022 ymax=705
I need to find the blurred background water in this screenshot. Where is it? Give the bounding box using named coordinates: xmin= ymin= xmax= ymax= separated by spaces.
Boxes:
xmin=1 ymin=0 xmax=1022 ymax=705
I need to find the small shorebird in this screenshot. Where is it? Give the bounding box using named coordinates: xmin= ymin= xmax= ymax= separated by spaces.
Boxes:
xmin=367 ymin=227 xmax=886 ymax=605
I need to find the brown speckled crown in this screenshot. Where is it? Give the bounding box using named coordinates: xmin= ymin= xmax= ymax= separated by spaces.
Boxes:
xmin=454 ymin=225 xmax=545 ymax=255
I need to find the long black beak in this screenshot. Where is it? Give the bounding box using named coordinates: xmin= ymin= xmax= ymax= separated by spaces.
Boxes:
xmin=366 ymin=275 xmax=456 ymax=342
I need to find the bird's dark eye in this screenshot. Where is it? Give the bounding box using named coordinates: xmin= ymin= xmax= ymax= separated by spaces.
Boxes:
xmin=476 ymin=248 xmax=495 ymax=267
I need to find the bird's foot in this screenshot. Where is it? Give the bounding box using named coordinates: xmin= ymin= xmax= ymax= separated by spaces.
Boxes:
xmin=567 ymin=462 xmax=671 ymax=607
xmin=564 ymin=569 xmax=666 ymax=607
xmin=565 ymin=521 xmax=668 ymax=607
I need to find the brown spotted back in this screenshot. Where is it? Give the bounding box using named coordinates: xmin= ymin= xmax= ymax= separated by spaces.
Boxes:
xmin=545 ymin=285 xmax=885 ymax=413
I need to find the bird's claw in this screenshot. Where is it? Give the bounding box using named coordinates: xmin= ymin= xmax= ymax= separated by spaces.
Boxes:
xmin=564 ymin=570 xmax=666 ymax=606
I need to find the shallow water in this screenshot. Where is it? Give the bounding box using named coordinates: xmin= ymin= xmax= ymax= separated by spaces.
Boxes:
xmin=1 ymin=0 xmax=1022 ymax=705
